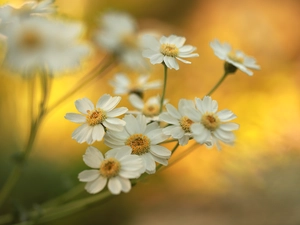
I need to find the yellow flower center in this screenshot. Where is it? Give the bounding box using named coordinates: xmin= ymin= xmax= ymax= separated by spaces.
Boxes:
xmin=125 ymin=134 xmax=150 ymax=155
xmin=227 ymin=51 xmax=244 ymax=64
xmin=19 ymin=29 xmax=42 ymax=51
xmin=99 ymin=158 xmax=120 ymax=178
xmin=142 ymin=103 xmax=160 ymax=117
xmin=86 ymin=108 xmax=107 ymax=126
xmin=201 ymin=113 xmax=220 ymax=131
xmin=179 ymin=116 xmax=194 ymax=132
xmin=160 ymin=43 xmax=179 ymax=57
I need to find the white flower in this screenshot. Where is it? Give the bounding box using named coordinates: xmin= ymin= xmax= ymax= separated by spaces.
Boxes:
xmin=95 ymin=11 xmax=148 ymax=71
xmin=109 ymin=73 xmax=161 ymax=96
xmin=159 ymin=99 xmax=195 ymax=146
xmin=210 ymin=39 xmax=260 ymax=76
xmin=104 ymin=114 xmax=171 ymax=174
xmin=142 ymin=34 xmax=199 ymax=70
xmin=128 ymin=94 xmax=168 ymax=120
xmin=78 ymin=146 xmax=144 ymax=195
xmin=1 ymin=16 xmax=90 ymax=75
xmin=184 ymin=96 xmax=239 ymax=150
xmin=0 ymin=0 xmax=55 ymax=23
xmin=65 ymin=94 xmax=128 ymax=145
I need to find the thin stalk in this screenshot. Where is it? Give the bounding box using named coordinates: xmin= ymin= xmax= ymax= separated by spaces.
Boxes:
xmin=206 ymin=71 xmax=229 ymax=96
xmin=159 ymin=63 xmax=168 ymax=113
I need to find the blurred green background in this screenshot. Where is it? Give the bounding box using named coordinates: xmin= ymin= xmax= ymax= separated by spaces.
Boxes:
xmin=1 ymin=0 xmax=300 ymax=224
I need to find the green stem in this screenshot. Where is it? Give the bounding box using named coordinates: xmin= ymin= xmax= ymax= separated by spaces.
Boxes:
xmin=159 ymin=63 xmax=168 ymax=113
xmin=45 ymin=56 xmax=114 ymax=115
xmin=206 ymin=71 xmax=229 ymax=96
xmin=0 ymin=72 xmax=51 ymax=208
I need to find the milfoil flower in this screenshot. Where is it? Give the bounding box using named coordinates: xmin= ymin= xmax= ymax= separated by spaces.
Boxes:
xmin=95 ymin=11 xmax=148 ymax=71
xmin=104 ymin=114 xmax=171 ymax=174
xmin=210 ymin=39 xmax=260 ymax=76
xmin=159 ymin=99 xmax=195 ymax=146
xmin=1 ymin=16 xmax=89 ymax=75
xmin=109 ymin=73 xmax=161 ymax=97
xmin=184 ymin=96 xmax=239 ymax=150
xmin=128 ymin=94 xmax=168 ymax=120
xmin=65 ymin=94 xmax=128 ymax=145
xmin=142 ymin=34 xmax=199 ymax=70
xmin=78 ymin=146 xmax=144 ymax=195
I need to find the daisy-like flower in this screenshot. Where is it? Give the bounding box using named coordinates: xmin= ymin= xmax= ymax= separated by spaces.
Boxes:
xmin=142 ymin=34 xmax=199 ymax=70
xmin=78 ymin=146 xmax=144 ymax=195
xmin=184 ymin=96 xmax=239 ymax=150
xmin=0 ymin=0 xmax=55 ymax=24
xmin=104 ymin=114 xmax=171 ymax=174
xmin=95 ymin=11 xmax=148 ymax=71
xmin=128 ymin=94 xmax=168 ymax=120
xmin=159 ymin=99 xmax=195 ymax=146
xmin=65 ymin=94 xmax=128 ymax=145
xmin=210 ymin=39 xmax=260 ymax=76
xmin=109 ymin=73 xmax=161 ymax=97
xmin=1 ymin=16 xmax=90 ymax=75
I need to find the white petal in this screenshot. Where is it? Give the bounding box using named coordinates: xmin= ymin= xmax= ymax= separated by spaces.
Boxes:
xmin=219 ymin=123 xmax=239 ymax=131
xmin=108 ymin=177 xmax=122 ymax=195
xmin=152 ymin=155 xmax=169 ymax=166
xmin=106 ymin=107 xmax=128 ymax=117
xmin=129 ymin=94 xmax=144 ymax=110
xmin=217 ymin=110 xmax=237 ymax=121
xmin=83 ymin=146 xmax=104 ymax=168
xmin=118 ymin=176 xmax=132 ymax=193
xmin=92 ymin=124 xmax=105 ymax=142
xmin=165 ymin=103 xmax=181 ymax=119
xmin=159 ymin=113 xmax=180 ymax=125
xmin=78 ymin=170 xmax=100 ymax=182
xmin=75 ymin=98 xmax=94 ymax=114
xmin=150 ymin=53 xmax=164 ymax=64
xmin=141 ymin=153 xmax=156 ymax=174
xmin=84 ymin=176 xmax=107 ymax=194
xmin=64 ymin=113 xmax=86 ymax=123
xmin=147 ymin=129 xmax=169 ymax=144
xmin=72 ymin=123 xmax=93 ymax=144
xmin=96 ymin=94 xmax=111 ymax=108
xmin=102 ymin=96 xmax=121 ymax=112
xmin=150 ymin=145 xmax=171 ymax=159
xmin=124 ymin=114 xmax=141 ymax=134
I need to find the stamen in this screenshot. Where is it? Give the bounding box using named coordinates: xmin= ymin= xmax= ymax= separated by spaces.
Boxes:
xmin=142 ymin=103 xmax=160 ymax=117
xmin=201 ymin=113 xmax=220 ymax=131
xmin=160 ymin=43 xmax=179 ymax=57
xmin=99 ymin=158 xmax=120 ymax=178
xmin=19 ymin=29 xmax=41 ymax=50
xmin=179 ymin=116 xmax=194 ymax=132
xmin=126 ymin=134 xmax=150 ymax=155
xmin=86 ymin=108 xmax=106 ymax=126
xmin=227 ymin=51 xmax=244 ymax=64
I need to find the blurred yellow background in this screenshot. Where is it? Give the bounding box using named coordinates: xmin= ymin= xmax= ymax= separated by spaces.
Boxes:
xmin=1 ymin=0 xmax=300 ymax=224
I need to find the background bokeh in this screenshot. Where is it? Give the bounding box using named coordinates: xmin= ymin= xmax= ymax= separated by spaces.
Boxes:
xmin=1 ymin=0 xmax=300 ymax=224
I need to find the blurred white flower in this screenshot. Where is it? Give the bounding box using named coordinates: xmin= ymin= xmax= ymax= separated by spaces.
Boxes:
xmin=184 ymin=96 xmax=239 ymax=150
xmin=128 ymin=94 xmax=168 ymax=121
xmin=78 ymin=146 xmax=144 ymax=195
xmin=1 ymin=16 xmax=90 ymax=75
xmin=95 ymin=11 xmax=148 ymax=71
xmin=0 ymin=0 xmax=55 ymax=24
xmin=65 ymin=94 xmax=128 ymax=145
xmin=109 ymin=73 xmax=161 ymax=96
xmin=104 ymin=114 xmax=171 ymax=174
xmin=159 ymin=99 xmax=195 ymax=146
xmin=142 ymin=34 xmax=199 ymax=70
xmin=210 ymin=39 xmax=260 ymax=76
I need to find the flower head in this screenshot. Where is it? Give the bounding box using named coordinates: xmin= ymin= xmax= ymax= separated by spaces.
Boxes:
xmin=95 ymin=11 xmax=148 ymax=71
xmin=109 ymin=73 xmax=161 ymax=97
xmin=104 ymin=114 xmax=171 ymax=174
xmin=78 ymin=146 xmax=144 ymax=195
xmin=142 ymin=34 xmax=199 ymax=70
xmin=210 ymin=39 xmax=260 ymax=76
xmin=1 ymin=16 xmax=90 ymax=75
xmin=128 ymin=94 xmax=168 ymax=120
xmin=184 ymin=96 xmax=239 ymax=150
xmin=65 ymin=94 xmax=128 ymax=145
xmin=159 ymin=99 xmax=195 ymax=146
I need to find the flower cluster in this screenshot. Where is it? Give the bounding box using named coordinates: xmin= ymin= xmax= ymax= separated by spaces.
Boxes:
xmin=0 ymin=1 xmax=260 ymax=201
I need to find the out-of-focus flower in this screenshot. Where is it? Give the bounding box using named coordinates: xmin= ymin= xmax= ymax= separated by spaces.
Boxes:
xmin=0 ymin=0 xmax=55 ymax=24
xmin=159 ymin=99 xmax=195 ymax=146
xmin=109 ymin=73 xmax=161 ymax=97
xmin=128 ymin=94 xmax=167 ymax=121
xmin=185 ymin=96 xmax=239 ymax=150
xmin=95 ymin=11 xmax=148 ymax=71
xmin=65 ymin=94 xmax=128 ymax=145
xmin=78 ymin=146 xmax=144 ymax=195
xmin=1 ymin=16 xmax=90 ymax=75
xmin=104 ymin=114 xmax=171 ymax=174
xmin=142 ymin=34 xmax=199 ymax=70
xmin=210 ymin=39 xmax=260 ymax=76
